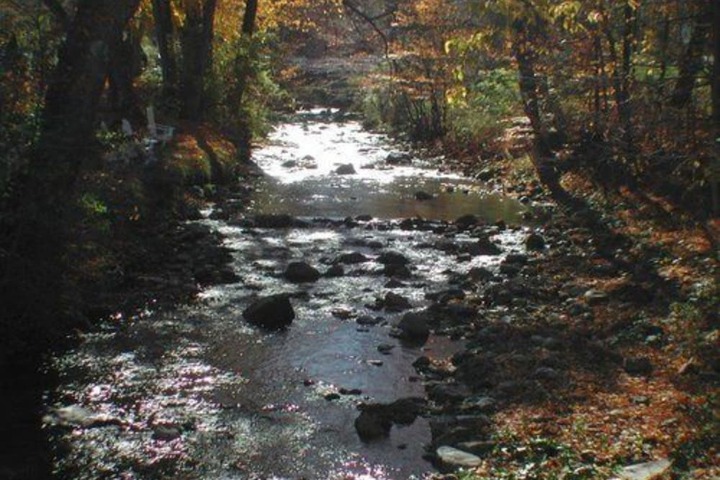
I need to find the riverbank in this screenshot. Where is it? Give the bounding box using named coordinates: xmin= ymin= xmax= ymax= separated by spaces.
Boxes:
xmin=0 ymin=123 xmax=256 ymax=480
xmin=414 ymin=123 xmax=720 ymax=478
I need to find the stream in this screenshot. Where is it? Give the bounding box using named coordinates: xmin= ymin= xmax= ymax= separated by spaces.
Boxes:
xmin=45 ymin=109 xmax=529 ymax=479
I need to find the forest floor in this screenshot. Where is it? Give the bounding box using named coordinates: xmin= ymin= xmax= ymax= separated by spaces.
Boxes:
xmin=421 ymin=125 xmax=720 ymax=478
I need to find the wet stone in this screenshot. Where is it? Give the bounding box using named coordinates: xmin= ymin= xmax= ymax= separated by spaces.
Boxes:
xmin=383 ymin=263 xmax=412 ymax=278
xmin=356 ymin=315 xmax=383 ymax=326
xmin=385 ymin=279 xmax=406 ymax=288
xmin=377 ymin=344 xmax=395 ymax=355
xmin=455 ymin=214 xmax=481 ymax=229
xmin=355 ymin=410 xmax=392 ymax=442
xmin=252 ymin=214 xmax=302 ymax=229
xmin=242 ymin=294 xmax=295 ymax=330
xmin=334 ymin=252 xmax=369 ymax=264
xmin=339 ymin=388 xmax=362 ymax=395
xmin=377 ymin=251 xmax=410 ymax=265
xmin=284 ymin=261 xmax=321 ymax=283
xmin=415 ymin=191 xmax=434 ymax=201
xmin=335 ymin=163 xmax=356 ymax=175
xmin=427 ymin=382 xmax=472 ymax=403
xmin=385 ymin=152 xmax=412 ymax=165
xmin=504 ymin=253 xmax=528 ymax=265
xmin=525 ymin=232 xmax=546 ymax=250
xmin=393 ymin=311 xmax=431 ymax=343
xmin=324 ymin=264 xmax=345 ymax=277
xmin=469 ymin=267 xmax=494 ymax=281
xmin=383 ymin=292 xmax=412 ymax=311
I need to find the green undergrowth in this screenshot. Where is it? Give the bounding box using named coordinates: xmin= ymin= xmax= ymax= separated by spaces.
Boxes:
xmin=0 ymin=124 xmax=246 ymax=367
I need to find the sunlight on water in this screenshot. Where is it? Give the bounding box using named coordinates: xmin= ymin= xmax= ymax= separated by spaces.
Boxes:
xmin=250 ymin=111 xmax=527 ymax=222
xmin=46 ymin=109 xmax=531 ymax=480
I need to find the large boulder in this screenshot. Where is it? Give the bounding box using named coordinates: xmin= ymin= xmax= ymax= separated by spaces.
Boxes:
xmin=242 ymin=294 xmax=295 ymax=330
xmin=393 ymin=311 xmax=431 ymax=343
xmin=354 ymin=410 xmax=392 ymax=442
xmin=284 ymin=262 xmax=321 ymax=283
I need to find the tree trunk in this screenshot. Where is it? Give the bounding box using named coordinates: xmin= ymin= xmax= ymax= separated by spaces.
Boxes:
xmin=3 ymin=0 xmax=141 ymax=345
xmin=512 ymin=19 xmax=549 ymax=155
xmin=669 ymin=11 xmax=710 ymax=108
xmin=510 ymin=18 xmax=572 ymax=203
xmin=712 ymin=0 xmax=720 ymax=213
xmin=40 ymin=0 xmax=141 ymax=160
xmin=618 ymin=2 xmax=635 ymax=151
xmin=712 ymin=0 xmax=720 ymax=129
xmin=108 ymin=28 xmax=145 ymax=127
xmin=234 ymin=0 xmax=260 ymax=106
xmin=233 ymin=0 xmax=259 ymax=154
xmin=152 ymin=0 xmax=178 ymax=97
xmin=242 ymin=0 xmax=258 ymax=36
xmin=179 ymin=0 xmax=218 ymax=120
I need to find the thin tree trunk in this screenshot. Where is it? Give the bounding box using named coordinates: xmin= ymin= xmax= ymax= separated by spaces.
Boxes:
xmin=152 ymin=0 xmax=178 ymax=97
xmin=712 ymin=0 xmax=720 ymax=129
xmin=512 ymin=19 xmax=547 ymax=155
xmin=712 ymin=0 xmax=720 ymax=213
xmin=242 ymin=0 xmax=258 ymax=36
xmin=108 ymin=28 xmax=144 ymax=127
xmin=618 ymin=2 xmax=635 ymax=151
xmin=233 ymin=0 xmax=259 ymax=156
xmin=234 ymin=0 xmax=259 ymax=106
xmin=179 ymin=0 xmax=218 ymax=120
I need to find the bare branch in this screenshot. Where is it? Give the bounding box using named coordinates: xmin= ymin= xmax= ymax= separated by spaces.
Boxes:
xmin=341 ymin=0 xmax=389 ymax=57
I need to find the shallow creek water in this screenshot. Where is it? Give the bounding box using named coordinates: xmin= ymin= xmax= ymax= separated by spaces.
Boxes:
xmin=46 ymin=109 xmax=528 ymax=479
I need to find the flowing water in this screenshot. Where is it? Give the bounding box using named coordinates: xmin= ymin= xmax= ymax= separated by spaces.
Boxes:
xmin=46 ymin=109 xmax=528 ymax=479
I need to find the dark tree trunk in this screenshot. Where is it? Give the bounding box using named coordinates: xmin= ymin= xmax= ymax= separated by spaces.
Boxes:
xmin=108 ymin=29 xmax=145 ymax=127
xmin=40 ymin=0 xmax=142 ymax=160
xmin=511 ymin=18 xmax=572 ymax=203
xmin=242 ymin=0 xmax=258 ymax=36
xmin=712 ymin=0 xmax=720 ymax=129
xmin=512 ymin=19 xmax=549 ymax=155
xmin=712 ymin=0 xmax=720 ymax=213
xmin=152 ymin=0 xmax=178 ymax=97
xmin=233 ymin=0 xmax=259 ymax=154
xmin=179 ymin=0 xmax=218 ymax=120
xmin=618 ymin=3 xmax=635 ymax=151
xmin=234 ymin=0 xmax=260 ymax=108
xmin=4 ymin=0 xmax=142 ymax=333
xmin=669 ymin=11 xmax=710 ymax=108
